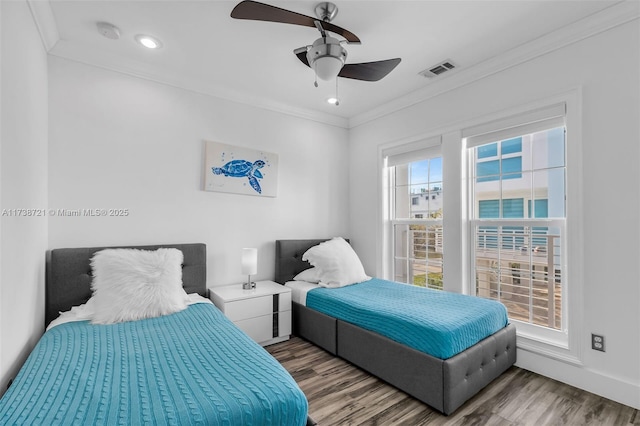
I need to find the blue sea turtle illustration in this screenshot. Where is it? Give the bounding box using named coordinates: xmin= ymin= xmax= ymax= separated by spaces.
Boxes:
xmin=212 ymin=159 xmax=266 ymax=194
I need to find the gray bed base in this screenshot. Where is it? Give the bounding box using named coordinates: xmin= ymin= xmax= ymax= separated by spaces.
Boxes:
xmin=276 ymin=239 xmax=517 ymax=415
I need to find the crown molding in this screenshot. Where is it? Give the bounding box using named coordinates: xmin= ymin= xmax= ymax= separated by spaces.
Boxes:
xmin=349 ymin=0 xmax=640 ymax=129
xmin=29 ymin=0 xmax=348 ymax=129
xmin=29 ymin=0 xmax=638 ymax=130
xmin=27 ymin=0 xmax=59 ymax=52
xmin=48 ymin=41 xmax=350 ymax=129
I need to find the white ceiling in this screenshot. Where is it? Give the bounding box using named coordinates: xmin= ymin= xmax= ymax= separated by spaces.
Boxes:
xmin=42 ymin=0 xmax=623 ymax=125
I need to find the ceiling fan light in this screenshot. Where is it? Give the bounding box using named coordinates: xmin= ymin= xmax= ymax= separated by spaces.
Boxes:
xmin=307 ymin=36 xmax=347 ymax=81
xmin=313 ymin=56 xmax=343 ymax=81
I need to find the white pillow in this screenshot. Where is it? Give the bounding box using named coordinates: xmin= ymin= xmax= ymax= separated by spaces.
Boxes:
xmin=90 ymin=248 xmax=189 ymax=324
xmin=293 ymin=267 xmax=322 ymax=283
xmin=302 ymin=237 xmax=371 ymax=288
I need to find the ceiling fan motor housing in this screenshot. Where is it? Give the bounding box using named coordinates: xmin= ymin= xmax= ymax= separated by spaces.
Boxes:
xmin=307 ymin=36 xmax=347 ymax=80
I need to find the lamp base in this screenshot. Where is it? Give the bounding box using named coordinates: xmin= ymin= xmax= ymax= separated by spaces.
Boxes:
xmin=242 ymin=281 xmax=256 ymax=290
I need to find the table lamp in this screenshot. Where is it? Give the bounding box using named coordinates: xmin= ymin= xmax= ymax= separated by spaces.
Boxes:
xmin=241 ymin=248 xmax=257 ymax=290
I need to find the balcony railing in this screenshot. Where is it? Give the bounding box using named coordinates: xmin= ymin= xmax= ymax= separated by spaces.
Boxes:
xmin=394 ymin=223 xmax=562 ymax=330
xmin=475 ymin=226 xmax=562 ymax=329
xmin=393 ymin=225 xmax=443 ymax=290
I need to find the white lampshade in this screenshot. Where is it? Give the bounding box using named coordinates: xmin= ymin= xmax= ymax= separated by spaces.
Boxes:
xmin=241 ymin=248 xmax=258 ymax=275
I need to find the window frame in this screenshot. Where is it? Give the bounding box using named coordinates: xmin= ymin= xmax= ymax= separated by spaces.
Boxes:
xmin=378 ymin=91 xmax=583 ymax=364
xmin=382 ymin=137 xmax=443 ymax=290
xmin=462 ymin=95 xmax=583 ymax=363
xmin=469 ymin=124 xmax=568 ymax=332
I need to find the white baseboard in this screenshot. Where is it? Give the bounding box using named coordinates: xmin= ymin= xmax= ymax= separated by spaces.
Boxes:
xmin=516 ymin=348 xmax=640 ymax=410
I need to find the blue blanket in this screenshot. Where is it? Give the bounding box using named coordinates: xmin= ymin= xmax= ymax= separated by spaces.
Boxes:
xmin=306 ymin=278 xmax=509 ymax=359
xmin=0 ymin=303 xmax=308 ymax=425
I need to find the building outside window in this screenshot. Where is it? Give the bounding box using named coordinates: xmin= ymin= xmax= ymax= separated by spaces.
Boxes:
xmin=469 ymin=123 xmax=566 ymax=330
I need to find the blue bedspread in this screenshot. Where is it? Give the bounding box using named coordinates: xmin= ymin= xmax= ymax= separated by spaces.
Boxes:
xmin=306 ymin=278 xmax=509 ymax=359
xmin=0 ymin=303 xmax=308 ymax=425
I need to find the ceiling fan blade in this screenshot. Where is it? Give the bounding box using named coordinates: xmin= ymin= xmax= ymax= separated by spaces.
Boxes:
xmin=338 ymin=58 xmax=401 ymax=82
xmin=293 ymin=46 xmax=310 ymax=67
xmin=318 ymin=22 xmax=359 ymax=44
xmin=231 ymin=1 xmax=360 ymax=44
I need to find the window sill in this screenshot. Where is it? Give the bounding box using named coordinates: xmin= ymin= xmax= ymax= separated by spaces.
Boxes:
xmin=512 ymin=320 xmax=583 ymax=366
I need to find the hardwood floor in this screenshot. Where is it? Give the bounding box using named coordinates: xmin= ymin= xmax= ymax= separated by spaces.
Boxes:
xmin=267 ymin=337 xmax=639 ymax=425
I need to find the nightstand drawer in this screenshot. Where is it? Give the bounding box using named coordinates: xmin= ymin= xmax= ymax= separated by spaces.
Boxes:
xmin=277 ymin=310 xmax=292 ymax=337
xmin=222 ymin=292 xmax=291 ymax=322
xmin=235 ymin=311 xmax=292 ymax=344
xmin=224 ymin=295 xmax=272 ymax=321
xmin=278 ymin=292 xmax=292 ymax=311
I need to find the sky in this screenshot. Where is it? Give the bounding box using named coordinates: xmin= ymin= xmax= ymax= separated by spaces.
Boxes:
xmin=410 ymin=157 xmax=442 ymax=192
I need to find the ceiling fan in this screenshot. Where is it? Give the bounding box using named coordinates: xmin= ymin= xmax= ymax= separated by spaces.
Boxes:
xmin=230 ymin=1 xmax=401 ymax=85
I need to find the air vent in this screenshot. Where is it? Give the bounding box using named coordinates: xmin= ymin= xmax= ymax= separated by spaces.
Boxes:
xmin=419 ymin=60 xmax=456 ymax=79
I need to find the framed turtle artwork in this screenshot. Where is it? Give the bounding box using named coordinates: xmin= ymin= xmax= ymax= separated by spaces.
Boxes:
xmin=204 ymin=140 xmax=278 ymax=197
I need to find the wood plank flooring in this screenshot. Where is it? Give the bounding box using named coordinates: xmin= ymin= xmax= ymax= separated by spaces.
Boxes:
xmin=267 ymin=337 xmax=639 ymax=425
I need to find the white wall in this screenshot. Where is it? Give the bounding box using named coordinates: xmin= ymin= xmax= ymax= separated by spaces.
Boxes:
xmin=48 ymin=57 xmax=350 ymax=287
xmin=349 ymin=21 xmax=640 ymax=408
xmin=4 ymin=0 xmax=637 ymax=411
xmin=0 ymin=0 xmax=49 ymax=394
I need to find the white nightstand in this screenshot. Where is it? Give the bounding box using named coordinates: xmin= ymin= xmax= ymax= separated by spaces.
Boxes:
xmin=210 ymin=280 xmax=292 ymax=346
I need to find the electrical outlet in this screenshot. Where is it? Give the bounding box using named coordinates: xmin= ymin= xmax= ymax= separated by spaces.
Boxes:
xmin=591 ymin=334 xmax=605 ymax=352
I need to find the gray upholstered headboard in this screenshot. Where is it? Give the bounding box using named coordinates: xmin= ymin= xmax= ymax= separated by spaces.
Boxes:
xmin=274 ymin=239 xmax=348 ymax=284
xmin=46 ymin=243 xmax=207 ymax=327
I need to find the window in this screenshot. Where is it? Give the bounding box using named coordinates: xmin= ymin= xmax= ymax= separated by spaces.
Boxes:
xmin=384 ymin=139 xmax=443 ymax=290
xmin=466 ymin=105 xmax=566 ymax=332
xmin=477 ymin=138 xmax=523 ymax=182
xmin=379 ymin=98 xmax=580 ymax=357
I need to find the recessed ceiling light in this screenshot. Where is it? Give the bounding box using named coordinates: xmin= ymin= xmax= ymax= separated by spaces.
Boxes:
xmin=135 ymin=34 xmax=162 ymax=49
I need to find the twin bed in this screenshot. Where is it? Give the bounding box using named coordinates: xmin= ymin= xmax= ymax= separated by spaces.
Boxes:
xmin=275 ymin=238 xmax=517 ymax=416
xmin=1 ymin=239 xmax=516 ymax=423
xmin=0 ymin=243 xmax=309 ymax=425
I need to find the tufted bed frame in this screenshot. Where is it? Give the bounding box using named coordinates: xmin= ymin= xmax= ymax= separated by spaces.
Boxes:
xmin=275 ymin=239 xmax=517 ymax=415
xmin=44 ymin=243 xmax=317 ymax=426
xmin=45 ymin=243 xmax=208 ymax=328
